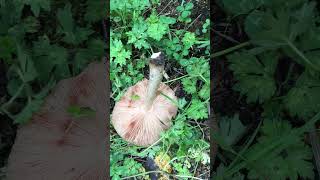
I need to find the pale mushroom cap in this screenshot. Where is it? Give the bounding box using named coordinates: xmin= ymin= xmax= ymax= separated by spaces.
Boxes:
xmin=112 ymin=79 xmax=178 ymax=146
xmin=6 ymin=61 xmax=107 ymax=180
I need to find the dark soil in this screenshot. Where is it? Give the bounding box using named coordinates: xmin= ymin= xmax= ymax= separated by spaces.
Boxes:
xmin=0 ymin=62 xmax=17 ymax=175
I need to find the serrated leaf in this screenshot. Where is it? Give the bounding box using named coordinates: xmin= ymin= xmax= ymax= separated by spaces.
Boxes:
xmin=199 ymin=82 xmax=209 ymax=100
xmin=181 ymin=78 xmax=197 ymax=94
xmin=146 ymin=14 xmax=174 ymax=41
xmin=182 ymin=32 xmax=196 ymax=49
xmin=185 ymin=99 xmax=208 ymax=120
xmin=57 ymin=3 xmax=92 ymax=45
xmin=284 ymin=71 xmax=320 ymax=120
xmin=126 ymin=19 xmax=150 ymax=49
xmin=245 ymin=119 xmax=314 ymax=180
xmin=228 ymin=51 xmax=278 ymax=103
xmin=245 ymin=9 xmax=290 ymax=47
xmin=110 ymin=39 xmax=131 ymax=66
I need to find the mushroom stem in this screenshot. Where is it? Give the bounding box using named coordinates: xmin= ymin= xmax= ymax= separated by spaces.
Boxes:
xmin=144 ymin=53 xmax=165 ymax=110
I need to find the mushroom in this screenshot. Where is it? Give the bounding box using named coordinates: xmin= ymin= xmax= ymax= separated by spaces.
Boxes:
xmin=6 ymin=60 xmax=108 ymax=180
xmin=112 ymin=52 xmax=178 ymax=146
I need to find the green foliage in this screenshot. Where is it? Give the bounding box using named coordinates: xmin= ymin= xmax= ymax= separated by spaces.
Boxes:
xmin=218 ymin=114 xmax=246 ymax=146
xmin=284 ymin=71 xmax=320 ymax=119
xmin=0 ymin=0 xmax=106 ymax=123
xmin=228 ymin=51 xmax=278 ymax=103
xmin=146 ymin=13 xmax=176 ymax=41
xmin=220 ymin=0 xmax=263 ymax=15
xmin=176 ymin=2 xmax=193 ymax=23
xmin=57 ymin=3 xmax=93 ymax=45
xmin=214 ymin=0 xmax=320 ymax=179
xmin=223 ymin=0 xmax=320 ymax=120
xmin=110 ymin=0 xmax=210 ymax=178
xmin=84 ymin=0 xmax=107 ymax=23
xmin=245 ymin=119 xmax=314 ymax=180
xmin=67 ymin=105 xmax=96 ymax=118
xmin=20 ymin=0 xmax=51 ymax=17
xmin=111 ymin=156 xmax=145 ymax=180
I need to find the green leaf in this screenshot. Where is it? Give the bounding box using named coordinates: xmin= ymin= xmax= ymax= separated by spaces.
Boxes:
xmin=182 ymin=32 xmax=196 ymax=49
xmin=17 ymin=0 xmax=50 ymax=17
xmin=245 ymin=9 xmax=290 ymax=47
xmin=181 ymin=78 xmax=197 ymax=94
xmin=284 ymin=71 xmax=320 ymax=120
xmin=57 ymin=3 xmax=93 ymax=45
xmin=184 ymin=2 xmax=194 ymax=10
xmin=146 ymin=13 xmax=174 ymax=41
xmin=219 ymin=114 xmax=246 ymax=146
xmin=7 ymin=77 xmax=25 ymax=97
xmin=290 ymin=2 xmax=316 ymax=40
xmin=22 ymin=16 xmax=40 ymax=33
xmin=220 ymin=0 xmax=263 ymax=15
xmin=33 ymin=36 xmax=68 ymax=82
xmin=126 ymin=19 xmax=150 ymax=49
xmin=67 ymin=105 xmax=96 ymax=118
xmin=298 ymin=27 xmax=320 ymax=51
xmin=0 ymin=36 xmax=16 ymax=61
xmin=16 ymin=45 xmax=38 ymax=82
xmin=185 ymin=99 xmax=208 ymax=120
xmin=14 ymin=98 xmax=43 ymax=124
xmin=130 ymin=94 xmax=140 ymax=101
xmin=57 ymin=3 xmax=73 ymax=32
xmin=245 ymin=119 xmax=314 ymax=180
xmin=228 ymin=51 xmax=278 ymax=103
xmin=199 ymin=82 xmax=209 ymax=100
xmin=110 ymin=39 xmax=131 ymax=66
xmin=85 ymin=0 xmax=107 ymax=23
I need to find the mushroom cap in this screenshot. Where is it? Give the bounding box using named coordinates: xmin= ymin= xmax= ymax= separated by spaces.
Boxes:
xmin=112 ymin=79 xmax=178 ymax=146
xmin=6 ymin=61 xmax=107 ymax=180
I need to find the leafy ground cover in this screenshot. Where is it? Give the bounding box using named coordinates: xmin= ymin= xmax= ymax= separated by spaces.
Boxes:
xmin=212 ymin=0 xmax=320 ymax=179
xmin=0 ymin=0 xmax=106 ymax=177
xmin=110 ymin=0 xmax=210 ymax=179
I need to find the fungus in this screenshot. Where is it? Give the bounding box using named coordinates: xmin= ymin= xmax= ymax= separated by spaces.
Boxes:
xmin=112 ymin=52 xmax=178 ymax=146
xmin=6 ymin=60 xmax=107 ymax=180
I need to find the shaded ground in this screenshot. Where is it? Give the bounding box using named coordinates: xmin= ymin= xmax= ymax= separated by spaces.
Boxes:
xmin=0 ymin=62 xmax=17 ymax=177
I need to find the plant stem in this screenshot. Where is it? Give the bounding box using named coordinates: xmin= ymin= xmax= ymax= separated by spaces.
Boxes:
xmin=285 ymin=39 xmax=320 ymax=71
xmin=224 ymin=111 xmax=320 ymax=178
xmin=1 ymin=83 xmax=25 ymax=109
xmin=211 ymin=41 xmax=250 ymax=58
xmin=144 ymin=61 xmax=164 ymax=111
xmin=163 ymin=74 xmax=189 ymax=83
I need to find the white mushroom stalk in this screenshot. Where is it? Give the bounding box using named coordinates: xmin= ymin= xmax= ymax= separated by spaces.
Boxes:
xmin=145 ymin=52 xmax=165 ymax=110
